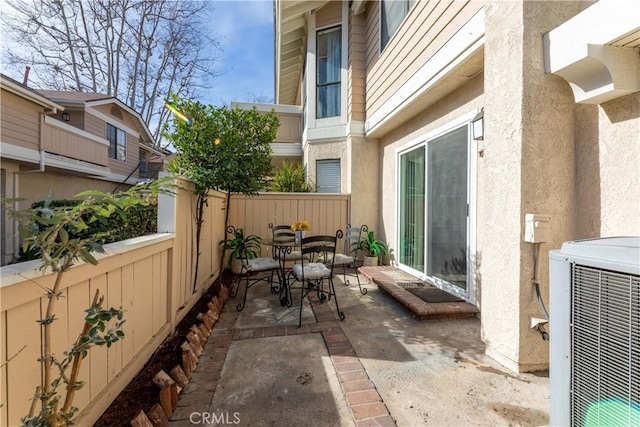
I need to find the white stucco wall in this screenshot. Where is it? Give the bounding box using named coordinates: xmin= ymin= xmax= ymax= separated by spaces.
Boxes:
xmin=596 ymin=94 xmax=640 ymax=236
xmin=348 ymin=136 xmax=380 ymax=232
xmin=482 ymin=0 xmax=585 ymax=372
xmin=575 ymin=93 xmax=640 ymax=238
xmin=304 ymin=136 xmax=380 ymax=233
xmin=304 ymin=140 xmax=348 ymax=193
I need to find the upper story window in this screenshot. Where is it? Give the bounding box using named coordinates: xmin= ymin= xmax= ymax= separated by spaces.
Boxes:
xmin=317 ymin=26 xmax=341 ymax=119
xmin=106 ymin=123 xmax=126 ymax=161
xmin=381 ymin=0 xmax=416 ymax=51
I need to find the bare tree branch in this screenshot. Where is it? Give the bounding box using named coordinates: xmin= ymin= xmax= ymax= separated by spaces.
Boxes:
xmin=1 ymin=0 xmax=221 ymax=146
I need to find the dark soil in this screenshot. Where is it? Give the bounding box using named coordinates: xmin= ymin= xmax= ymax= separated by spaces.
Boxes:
xmin=94 ymin=271 xmax=234 ymax=426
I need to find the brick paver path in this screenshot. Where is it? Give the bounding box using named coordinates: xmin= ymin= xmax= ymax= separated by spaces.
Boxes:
xmin=170 ymin=286 xmax=396 ymax=427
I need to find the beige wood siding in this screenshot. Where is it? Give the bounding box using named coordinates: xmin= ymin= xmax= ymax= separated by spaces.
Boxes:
xmin=84 ymin=112 xmax=107 ymax=138
xmin=365 ymin=1 xmax=483 ymax=117
xmin=274 ymin=112 xmax=302 ymax=143
xmin=108 ymin=132 xmax=140 ymax=177
xmin=365 ymin=0 xmax=380 ymax=73
xmin=93 ymin=103 xmax=140 ymax=131
xmin=84 ymin=111 xmax=141 ymax=177
xmin=50 ymin=110 xmax=85 ymax=129
xmin=272 ymin=156 xmax=303 ymax=171
xmin=0 ymin=89 xmax=42 ymax=151
xmin=41 ymin=122 xmax=109 ymax=166
xmin=349 ymin=10 xmax=367 ymax=122
xmin=316 ymin=0 xmax=342 ymax=28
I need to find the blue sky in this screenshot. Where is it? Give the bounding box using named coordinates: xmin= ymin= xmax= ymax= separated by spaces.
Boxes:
xmin=204 ymin=0 xmax=275 ymax=106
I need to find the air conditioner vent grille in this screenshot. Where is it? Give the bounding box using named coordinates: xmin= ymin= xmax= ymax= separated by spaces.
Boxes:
xmin=570 ymin=264 xmax=640 ymax=426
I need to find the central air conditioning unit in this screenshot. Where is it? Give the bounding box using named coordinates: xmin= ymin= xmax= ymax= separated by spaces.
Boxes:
xmin=549 ymin=237 xmax=640 ymax=426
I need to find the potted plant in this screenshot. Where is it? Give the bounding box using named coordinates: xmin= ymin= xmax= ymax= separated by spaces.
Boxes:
xmin=219 ymin=227 xmax=262 ymax=274
xmin=354 ymin=231 xmax=389 ymax=266
xmin=290 ymin=220 xmax=311 ymax=244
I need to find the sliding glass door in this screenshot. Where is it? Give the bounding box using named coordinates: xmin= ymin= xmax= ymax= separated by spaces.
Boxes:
xmin=427 ymin=127 xmax=468 ymax=294
xmin=399 ymin=147 xmax=425 ymax=271
xmin=398 ymin=124 xmax=471 ymax=298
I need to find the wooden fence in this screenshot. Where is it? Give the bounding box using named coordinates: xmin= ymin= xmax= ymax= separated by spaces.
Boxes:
xmin=0 ymin=185 xmax=349 ymax=426
xmin=227 ymin=192 xmax=350 ymax=244
xmin=0 ymin=179 xmax=226 ymax=426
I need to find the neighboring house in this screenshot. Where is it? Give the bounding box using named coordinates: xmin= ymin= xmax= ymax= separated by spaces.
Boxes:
xmin=0 ymin=74 xmax=166 ymax=265
xmin=268 ymin=0 xmax=640 ymax=373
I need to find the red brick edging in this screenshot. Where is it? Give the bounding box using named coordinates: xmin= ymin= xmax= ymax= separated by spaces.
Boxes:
xmin=171 ymin=292 xmax=397 ymax=426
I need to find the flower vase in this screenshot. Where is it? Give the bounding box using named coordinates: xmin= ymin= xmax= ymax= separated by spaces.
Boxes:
xmin=295 ymin=231 xmax=306 ymax=245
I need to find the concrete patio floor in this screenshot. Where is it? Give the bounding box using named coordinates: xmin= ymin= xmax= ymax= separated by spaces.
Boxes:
xmin=169 ymin=270 xmax=549 ymax=426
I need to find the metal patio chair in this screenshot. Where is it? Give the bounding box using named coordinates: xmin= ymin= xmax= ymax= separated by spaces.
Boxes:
xmin=287 ymin=230 xmax=345 ymax=327
xmin=268 ymin=223 xmax=308 ymax=262
xmin=226 ymin=225 xmax=280 ymax=312
xmin=320 ymin=224 xmax=368 ymax=295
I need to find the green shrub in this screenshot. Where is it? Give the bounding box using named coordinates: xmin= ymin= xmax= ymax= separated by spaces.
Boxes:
xmin=19 ymin=196 xmax=157 ymax=261
xmin=270 ymin=162 xmax=313 ymax=192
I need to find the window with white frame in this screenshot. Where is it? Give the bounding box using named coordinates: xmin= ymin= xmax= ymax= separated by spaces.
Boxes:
xmin=316 ymin=159 xmax=341 ymax=193
xmin=381 ymin=0 xmax=416 ymax=51
xmin=106 ymin=123 xmax=126 ymax=161
xmin=317 ymin=26 xmax=341 ymax=119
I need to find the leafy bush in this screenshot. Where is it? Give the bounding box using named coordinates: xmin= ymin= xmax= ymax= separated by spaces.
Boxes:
xmin=270 ymin=162 xmax=313 ymax=192
xmin=19 ymin=196 xmax=157 ymax=262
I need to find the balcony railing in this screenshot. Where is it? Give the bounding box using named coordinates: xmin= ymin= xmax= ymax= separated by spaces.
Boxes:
xmin=42 ymin=117 xmax=109 ymax=167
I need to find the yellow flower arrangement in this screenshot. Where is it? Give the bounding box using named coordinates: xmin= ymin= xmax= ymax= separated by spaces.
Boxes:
xmin=291 ymin=220 xmax=311 ymax=232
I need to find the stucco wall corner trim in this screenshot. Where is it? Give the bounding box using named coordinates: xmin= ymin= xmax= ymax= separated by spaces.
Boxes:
xmin=307 ymin=124 xmax=349 ymax=143
xmin=365 ymin=8 xmax=485 ymax=138
xmin=347 ymin=121 xmax=366 ymax=138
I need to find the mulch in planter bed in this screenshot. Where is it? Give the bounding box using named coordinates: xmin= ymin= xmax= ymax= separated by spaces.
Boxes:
xmin=94 ymin=271 xmax=234 ymax=427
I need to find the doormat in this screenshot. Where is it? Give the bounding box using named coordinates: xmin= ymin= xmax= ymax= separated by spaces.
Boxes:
xmin=398 ymin=282 xmax=464 ymax=303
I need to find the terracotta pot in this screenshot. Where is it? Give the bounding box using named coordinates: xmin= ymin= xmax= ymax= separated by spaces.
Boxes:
xmin=363 ymin=256 xmax=378 ymax=267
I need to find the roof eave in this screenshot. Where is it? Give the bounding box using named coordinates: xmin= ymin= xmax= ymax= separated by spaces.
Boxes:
xmin=276 ymin=1 xmax=329 ymax=105
xmin=0 ymin=75 xmax=65 ymax=112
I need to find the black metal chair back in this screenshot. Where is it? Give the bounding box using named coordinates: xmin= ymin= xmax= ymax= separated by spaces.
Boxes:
xmin=269 ymin=223 xmax=296 ymax=244
xmin=287 ymin=229 xmax=346 ymax=327
xmin=300 ymin=233 xmax=340 ymax=273
xmin=344 ymin=224 xmax=367 ymax=257
xmin=268 ymin=223 xmax=307 ymax=263
xmin=325 ymin=224 xmax=368 ymax=295
xmin=225 ymin=225 xmax=280 ymax=313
